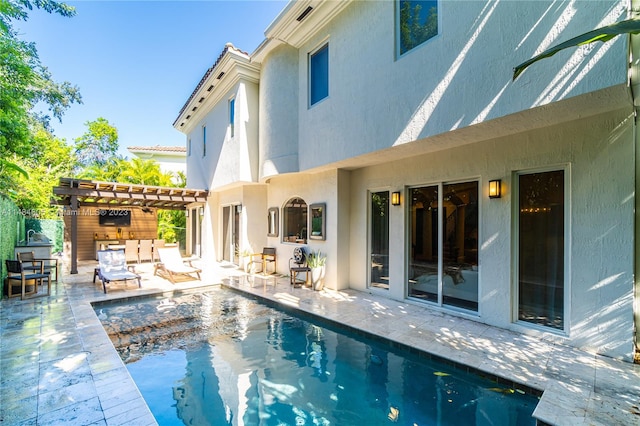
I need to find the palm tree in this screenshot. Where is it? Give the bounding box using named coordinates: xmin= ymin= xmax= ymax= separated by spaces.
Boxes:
xmin=119 ymin=158 xmax=172 ymax=186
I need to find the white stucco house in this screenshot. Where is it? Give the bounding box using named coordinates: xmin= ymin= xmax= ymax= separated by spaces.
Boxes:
xmin=174 ymin=0 xmax=639 ymax=362
xmin=127 ymin=145 xmax=187 ymax=181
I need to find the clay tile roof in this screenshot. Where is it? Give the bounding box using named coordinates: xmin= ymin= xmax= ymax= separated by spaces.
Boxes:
xmin=173 ymin=43 xmax=250 ymax=126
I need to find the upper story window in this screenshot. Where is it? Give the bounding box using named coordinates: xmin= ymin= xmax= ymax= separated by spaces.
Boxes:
xmin=202 ymin=125 xmax=207 ymax=157
xmin=229 ymin=97 xmax=235 ymax=137
xmin=309 ymin=43 xmax=329 ymax=106
xmin=397 ymin=0 xmax=438 ymax=56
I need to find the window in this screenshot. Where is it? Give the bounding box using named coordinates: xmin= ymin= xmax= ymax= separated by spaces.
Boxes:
xmin=229 ymin=98 xmax=235 ymax=137
xmin=187 ymin=138 xmax=191 ymax=156
xmin=408 ymin=181 xmax=478 ymax=311
xmin=516 ymin=169 xmax=566 ymax=330
xmin=369 ymin=191 xmax=390 ymax=290
xmin=397 ymin=0 xmax=438 ymax=56
xmin=309 ymin=43 xmax=329 ymax=106
xmin=282 ymin=197 xmax=308 ymax=243
xmin=202 ymin=125 xmax=207 ymax=157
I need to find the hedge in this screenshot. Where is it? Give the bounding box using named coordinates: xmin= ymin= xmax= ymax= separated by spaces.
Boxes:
xmin=0 ymin=196 xmax=24 ymax=296
xmin=0 ymin=197 xmax=65 ymax=296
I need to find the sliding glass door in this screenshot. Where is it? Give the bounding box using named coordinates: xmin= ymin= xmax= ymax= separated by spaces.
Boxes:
xmin=408 ymin=181 xmax=478 ymax=311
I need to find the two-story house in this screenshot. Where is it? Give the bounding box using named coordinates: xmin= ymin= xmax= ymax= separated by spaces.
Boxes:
xmin=174 ymin=0 xmax=637 ymax=362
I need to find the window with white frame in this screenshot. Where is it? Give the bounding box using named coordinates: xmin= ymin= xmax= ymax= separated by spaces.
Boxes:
xmin=309 ymin=43 xmax=329 ymax=106
xmin=202 ymin=125 xmax=207 ymax=157
xmin=397 ymin=0 xmax=438 ymax=56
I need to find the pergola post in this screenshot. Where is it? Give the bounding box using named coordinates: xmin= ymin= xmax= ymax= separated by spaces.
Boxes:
xmin=70 ymin=194 xmax=78 ymax=274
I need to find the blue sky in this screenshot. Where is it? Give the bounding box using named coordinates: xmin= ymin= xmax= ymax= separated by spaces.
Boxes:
xmin=17 ymin=1 xmax=287 ymax=158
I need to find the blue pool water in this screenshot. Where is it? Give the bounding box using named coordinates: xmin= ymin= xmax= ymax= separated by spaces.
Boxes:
xmin=95 ymin=288 xmax=539 ymax=425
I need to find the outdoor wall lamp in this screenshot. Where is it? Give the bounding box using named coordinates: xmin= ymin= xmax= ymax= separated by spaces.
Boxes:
xmin=391 ymin=191 xmax=401 ymax=206
xmin=489 ymin=179 xmax=502 ymax=199
xmin=185 ymin=209 xmax=189 ymax=217
xmin=199 ymin=207 xmax=204 ymax=216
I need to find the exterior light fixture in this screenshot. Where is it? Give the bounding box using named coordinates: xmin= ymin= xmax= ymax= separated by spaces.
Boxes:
xmin=391 ymin=191 xmax=401 ymax=206
xmin=199 ymin=207 xmax=204 ymax=216
xmin=489 ymin=179 xmax=502 ymax=199
xmin=185 ymin=209 xmax=189 ymax=217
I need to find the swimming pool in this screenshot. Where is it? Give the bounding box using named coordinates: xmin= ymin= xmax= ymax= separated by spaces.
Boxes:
xmin=95 ymin=288 xmax=539 ymax=425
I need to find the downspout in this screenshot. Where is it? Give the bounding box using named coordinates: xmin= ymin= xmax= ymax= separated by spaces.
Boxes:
xmin=631 ymin=0 xmax=640 ymax=358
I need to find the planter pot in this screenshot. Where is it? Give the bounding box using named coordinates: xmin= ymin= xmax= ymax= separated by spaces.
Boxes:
xmin=310 ymin=266 xmax=325 ymax=291
xmin=242 ymin=257 xmax=252 ymax=273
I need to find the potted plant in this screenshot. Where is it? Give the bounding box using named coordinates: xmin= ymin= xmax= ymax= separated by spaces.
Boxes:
xmin=235 ymin=245 xmax=253 ymax=272
xmin=307 ymin=249 xmax=326 ymax=291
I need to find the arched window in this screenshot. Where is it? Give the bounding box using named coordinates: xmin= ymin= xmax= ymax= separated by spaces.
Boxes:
xmin=283 ymin=197 xmax=307 ymax=243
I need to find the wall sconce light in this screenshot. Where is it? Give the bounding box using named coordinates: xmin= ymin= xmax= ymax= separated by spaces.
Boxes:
xmin=185 ymin=209 xmax=189 ymax=217
xmin=199 ymin=207 xmax=204 ymax=216
xmin=489 ymin=179 xmax=502 ymax=199
xmin=391 ymin=191 xmax=401 ymax=206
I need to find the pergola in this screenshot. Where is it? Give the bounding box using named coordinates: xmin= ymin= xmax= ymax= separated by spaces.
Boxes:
xmin=52 ymin=178 xmax=208 ymax=274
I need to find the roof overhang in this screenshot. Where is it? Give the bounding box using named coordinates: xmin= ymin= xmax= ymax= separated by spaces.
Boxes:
xmin=173 ymin=43 xmax=261 ymax=134
xmin=52 ymin=178 xmax=208 ymax=211
xmin=253 ymin=0 xmax=353 ymax=63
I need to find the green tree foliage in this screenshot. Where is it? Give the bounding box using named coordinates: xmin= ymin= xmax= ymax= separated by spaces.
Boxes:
xmin=157 ymin=209 xmax=185 ymax=244
xmin=119 ymin=157 xmax=173 ymax=186
xmin=6 ymin=125 xmax=75 ymax=218
xmin=157 ymin=171 xmax=186 ymax=244
xmin=76 ymin=157 xmax=127 ymax=182
xmin=73 ymin=117 xmax=119 ymax=167
xmin=0 ymin=0 xmax=81 ymax=159
xmin=399 ymin=0 xmax=438 ymax=55
xmin=0 ymin=158 xmax=28 ymax=178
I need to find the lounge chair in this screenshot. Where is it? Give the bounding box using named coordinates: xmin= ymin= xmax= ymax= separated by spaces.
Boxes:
xmin=154 ymin=247 xmax=201 ymax=283
xmin=97 ymin=250 xmax=141 ymax=294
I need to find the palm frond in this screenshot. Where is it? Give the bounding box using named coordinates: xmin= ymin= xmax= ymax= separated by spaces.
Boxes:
xmin=513 ymin=18 xmax=640 ymax=80
xmin=0 ymin=158 xmax=29 ymax=178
